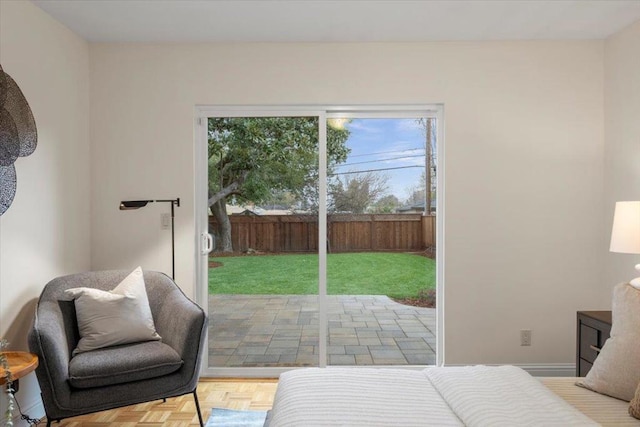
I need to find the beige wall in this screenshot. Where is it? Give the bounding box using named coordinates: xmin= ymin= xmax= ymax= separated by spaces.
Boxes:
xmin=90 ymin=41 xmax=605 ymax=366
xmin=603 ymin=20 xmax=640 ymax=295
xmin=0 ymin=0 xmax=90 ymax=419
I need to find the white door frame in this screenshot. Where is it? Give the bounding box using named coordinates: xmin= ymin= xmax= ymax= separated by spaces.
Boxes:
xmin=194 ymin=105 xmax=445 ymax=377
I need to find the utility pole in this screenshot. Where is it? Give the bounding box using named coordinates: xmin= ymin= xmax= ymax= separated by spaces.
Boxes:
xmin=425 ymin=118 xmax=433 ymax=216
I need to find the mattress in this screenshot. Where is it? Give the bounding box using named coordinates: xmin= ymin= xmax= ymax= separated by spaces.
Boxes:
xmin=541 ymin=377 xmax=640 ymax=427
xmin=266 ymin=366 xmax=600 ymax=426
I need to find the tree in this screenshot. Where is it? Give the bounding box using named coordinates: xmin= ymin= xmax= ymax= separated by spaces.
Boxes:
xmin=404 ymin=170 xmax=426 ymax=207
xmin=329 ymin=171 xmax=389 ymax=214
xmin=370 ymin=194 xmax=400 ymax=213
xmin=261 ymin=190 xmax=299 ymax=211
xmin=208 ymin=117 xmax=350 ymax=252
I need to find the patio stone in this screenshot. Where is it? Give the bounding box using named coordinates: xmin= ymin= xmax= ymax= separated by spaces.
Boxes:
xmin=297 ymin=345 xmax=315 ymax=354
xmin=345 ymin=346 xmax=371 ymax=355
xmin=248 ymin=325 xmax=278 ymax=334
xmin=242 ymin=335 xmax=272 ymax=344
xmin=210 ymin=347 xmax=235 ymax=356
xmin=365 ymin=322 xmax=383 ymax=329
xmin=245 ymin=354 xmax=282 ymax=363
xmin=210 ymin=355 xmax=231 ymax=365
xmin=278 ymin=354 xmax=298 ymax=364
xmin=327 ymin=345 xmax=346 ymax=355
xmin=379 ymin=337 xmax=399 ymax=346
xmin=378 ymin=330 xmax=406 ymax=338
xmin=372 ymin=357 xmax=408 ymax=364
xmin=273 ymin=318 xmax=299 ymax=325
xmin=211 ymin=340 xmax=242 ymax=348
xmin=268 ymin=340 xmax=300 ymax=348
xmin=329 ymin=337 xmax=360 ymax=346
xmin=396 ymin=340 xmax=432 ymax=350
xmin=355 ymin=354 xmax=374 ymax=365
xmin=404 ymin=353 xmax=433 ymax=364
xmin=329 ymin=327 xmax=357 ymax=336
xmin=330 ymin=355 xmax=356 ymax=365
xmin=295 ymin=354 xmax=317 ymax=365
xmin=357 ymin=337 xmax=382 ymax=346
xmin=405 ymin=331 xmax=435 ymax=339
xmin=209 ymin=294 xmax=436 ymax=368
xmin=340 ymin=321 xmax=368 ymax=328
xmin=402 ymin=326 xmax=434 ymax=333
xmin=375 ymin=316 xmax=399 ymax=322
xmin=226 ymin=354 xmax=248 ymax=365
xmin=235 ymin=346 xmax=268 ymax=355
xmin=272 ymin=330 xmax=302 ymax=338
xmin=368 ymin=344 xmax=399 ymax=352
xmin=356 ymin=329 xmax=380 ymax=338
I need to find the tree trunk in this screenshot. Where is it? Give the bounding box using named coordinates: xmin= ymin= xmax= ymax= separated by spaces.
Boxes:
xmin=211 ymin=198 xmax=233 ymax=253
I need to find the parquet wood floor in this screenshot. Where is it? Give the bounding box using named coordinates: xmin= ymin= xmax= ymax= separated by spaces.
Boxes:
xmin=49 ymin=379 xmax=279 ymax=427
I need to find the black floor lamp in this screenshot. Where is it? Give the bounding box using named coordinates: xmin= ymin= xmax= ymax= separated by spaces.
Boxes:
xmin=119 ymin=198 xmax=180 ymax=280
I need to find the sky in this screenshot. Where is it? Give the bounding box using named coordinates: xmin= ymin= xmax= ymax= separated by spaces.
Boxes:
xmin=331 ymin=118 xmax=428 ymax=202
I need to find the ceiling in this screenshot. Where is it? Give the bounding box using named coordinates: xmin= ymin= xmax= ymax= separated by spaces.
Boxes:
xmin=32 ymin=0 xmax=640 ymax=43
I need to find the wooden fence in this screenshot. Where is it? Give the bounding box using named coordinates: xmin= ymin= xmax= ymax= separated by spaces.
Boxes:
xmin=209 ymin=214 xmax=435 ymax=253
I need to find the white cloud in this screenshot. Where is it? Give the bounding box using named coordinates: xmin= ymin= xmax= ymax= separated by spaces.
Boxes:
xmin=346 ymin=120 xmax=383 ymax=134
xmin=395 ymin=118 xmax=425 ymax=133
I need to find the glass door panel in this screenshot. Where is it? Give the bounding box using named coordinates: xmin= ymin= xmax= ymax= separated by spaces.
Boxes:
xmin=325 ymin=116 xmax=437 ymax=366
xmin=207 ymin=116 xmax=320 ymax=369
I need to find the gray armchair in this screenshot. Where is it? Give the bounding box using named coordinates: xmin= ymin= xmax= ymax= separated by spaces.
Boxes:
xmin=28 ymin=270 xmax=208 ymax=426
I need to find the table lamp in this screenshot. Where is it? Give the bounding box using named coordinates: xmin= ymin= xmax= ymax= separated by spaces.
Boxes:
xmin=610 ymin=201 xmax=640 ymax=288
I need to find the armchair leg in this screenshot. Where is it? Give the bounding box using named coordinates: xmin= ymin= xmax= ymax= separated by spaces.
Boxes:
xmin=193 ymin=390 xmax=204 ymax=427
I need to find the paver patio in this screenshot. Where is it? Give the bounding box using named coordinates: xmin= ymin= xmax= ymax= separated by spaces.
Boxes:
xmin=209 ymin=295 xmax=436 ymax=367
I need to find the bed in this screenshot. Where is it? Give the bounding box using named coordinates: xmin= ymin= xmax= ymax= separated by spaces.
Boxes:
xmin=265 ymin=366 xmax=640 ymax=426
xmin=542 ymin=377 xmax=640 ymax=426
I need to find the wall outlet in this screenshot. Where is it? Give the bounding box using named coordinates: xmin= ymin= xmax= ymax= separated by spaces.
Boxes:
xmin=520 ymin=329 xmax=532 ymax=346
xmin=161 ymin=213 xmax=171 ymax=230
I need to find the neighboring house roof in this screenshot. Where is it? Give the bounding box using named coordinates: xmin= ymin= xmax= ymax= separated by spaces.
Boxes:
xmin=225 ymin=204 xmax=246 ymax=215
xmin=225 ymin=204 xmax=307 ymax=216
xmin=396 ymin=200 xmax=437 ymax=213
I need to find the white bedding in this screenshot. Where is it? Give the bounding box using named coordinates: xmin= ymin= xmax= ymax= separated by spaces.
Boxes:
xmin=266 ymin=366 xmax=599 ymax=427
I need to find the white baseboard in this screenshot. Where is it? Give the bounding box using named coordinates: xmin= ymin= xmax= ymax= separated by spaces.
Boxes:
xmin=444 ymin=363 xmax=576 ymax=377
xmin=207 ymin=364 xmax=577 ymax=378
xmin=515 ymin=363 xmax=575 ymax=377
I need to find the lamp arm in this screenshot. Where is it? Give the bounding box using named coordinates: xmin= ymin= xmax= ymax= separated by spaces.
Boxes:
xmin=119 ymin=197 xmax=179 ymax=281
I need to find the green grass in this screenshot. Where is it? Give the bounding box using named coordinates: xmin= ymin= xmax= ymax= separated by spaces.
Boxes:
xmin=209 ymin=252 xmax=435 ymax=299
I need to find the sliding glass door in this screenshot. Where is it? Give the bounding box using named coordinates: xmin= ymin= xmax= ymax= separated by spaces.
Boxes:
xmin=195 ymin=106 xmax=442 ymax=377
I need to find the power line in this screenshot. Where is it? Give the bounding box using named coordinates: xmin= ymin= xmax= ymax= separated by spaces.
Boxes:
xmin=336 ymin=154 xmax=425 ymax=167
xmin=329 ymin=165 xmax=424 ymax=176
xmin=348 ymin=147 xmax=424 ymax=158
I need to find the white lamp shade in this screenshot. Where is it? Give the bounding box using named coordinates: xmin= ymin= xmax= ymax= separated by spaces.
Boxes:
xmin=610 ymin=201 xmax=640 ymax=254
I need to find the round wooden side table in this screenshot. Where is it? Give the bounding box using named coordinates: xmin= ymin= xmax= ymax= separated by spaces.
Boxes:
xmin=0 ymin=351 xmax=39 ymax=392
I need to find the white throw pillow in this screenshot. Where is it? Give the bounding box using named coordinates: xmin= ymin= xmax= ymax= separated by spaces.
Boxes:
xmin=576 ymin=283 xmax=640 ymax=401
xmin=65 ymin=267 xmax=161 ymax=356
xmin=631 ymin=382 xmax=640 ymax=420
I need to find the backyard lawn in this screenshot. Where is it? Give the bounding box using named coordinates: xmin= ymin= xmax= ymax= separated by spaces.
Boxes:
xmin=209 ymin=252 xmax=435 ymax=299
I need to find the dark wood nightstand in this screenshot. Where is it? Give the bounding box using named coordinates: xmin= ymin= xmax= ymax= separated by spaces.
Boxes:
xmin=576 ymin=311 xmax=612 ymax=377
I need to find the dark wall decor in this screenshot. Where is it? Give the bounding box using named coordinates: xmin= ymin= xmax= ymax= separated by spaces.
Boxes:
xmin=0 ymin=64 xmax=38 ymax=216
